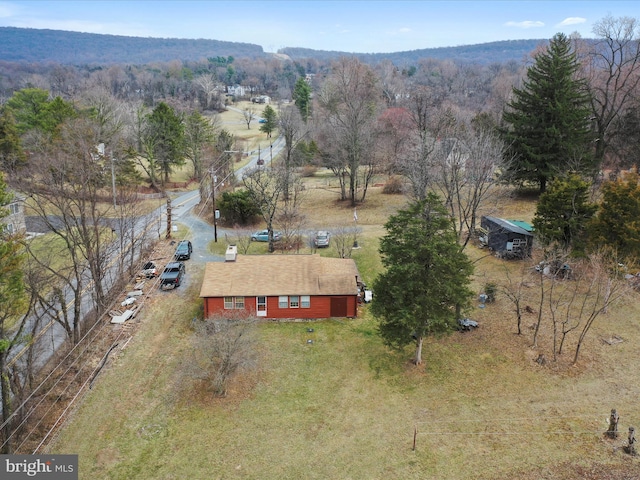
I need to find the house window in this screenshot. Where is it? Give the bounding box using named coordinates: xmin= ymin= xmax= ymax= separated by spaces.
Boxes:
xmin=290 ymin=296 xmax=299 ymax=308
xmin=279 ymin=296 xmax=288 ymax=308
xmin=234 ymin=297 xmax=245 ymax=309
xmin=224 ymin=297 xmax=234 ymax=309
xmin=4 ymin=223 xmax=13 ymax=234
xmin=9 ymin=203 xmax=18 ymax=215
xmin=301 ymin=295 xmax=310 ymax=308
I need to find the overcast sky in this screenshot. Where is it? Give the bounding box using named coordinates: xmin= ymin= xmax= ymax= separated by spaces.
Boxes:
xmin=1 ymin=1 xmax=638 ymax=53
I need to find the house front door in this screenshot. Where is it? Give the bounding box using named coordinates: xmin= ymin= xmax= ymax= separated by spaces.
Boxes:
xmin=256 ymin=296 xmax=267 ymax=317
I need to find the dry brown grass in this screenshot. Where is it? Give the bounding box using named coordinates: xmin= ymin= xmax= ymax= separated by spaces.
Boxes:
xmin=48 ymin=178 xmax=640 ymax=479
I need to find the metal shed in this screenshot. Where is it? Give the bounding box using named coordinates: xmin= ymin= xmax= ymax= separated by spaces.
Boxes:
xmin=480 ymin=216 xmax=533 ymax=259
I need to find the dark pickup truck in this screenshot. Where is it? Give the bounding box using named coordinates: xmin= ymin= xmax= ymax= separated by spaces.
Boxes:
xmin=159 ymin=261 xmax=185 ymax=289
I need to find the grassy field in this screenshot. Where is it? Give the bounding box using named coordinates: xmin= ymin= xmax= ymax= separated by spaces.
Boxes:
xmin=48 ymin=179 xmax=640 ymax=479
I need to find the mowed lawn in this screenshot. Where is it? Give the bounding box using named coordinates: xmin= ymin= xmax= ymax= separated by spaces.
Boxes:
xmin=49 ymin=167 xmax=640 ymax=478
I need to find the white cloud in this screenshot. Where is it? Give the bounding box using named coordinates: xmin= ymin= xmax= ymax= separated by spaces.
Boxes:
xmin=505 ymin=20 xmax=545 ymax=29
xmin=557 ymin=17 xmax=586 ymax=26
xmin=398 ymin=27 xmax=411 ymax=33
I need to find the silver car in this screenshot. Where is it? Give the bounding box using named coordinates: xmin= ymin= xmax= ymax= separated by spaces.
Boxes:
xmin=314 ymin=231 xmax=331 ymax=248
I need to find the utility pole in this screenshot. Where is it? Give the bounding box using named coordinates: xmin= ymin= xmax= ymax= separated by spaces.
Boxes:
xmin=110 ymin=151 xmax=117 ymax=208
xmin=166 ymin=197 xmax=172 ymax=239
xmin=212 ymin=171 xmax=218 ymax=242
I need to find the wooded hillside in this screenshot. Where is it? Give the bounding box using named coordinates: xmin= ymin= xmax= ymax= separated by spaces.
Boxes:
xmin=0 ymin=26 xmax=551 ymax=65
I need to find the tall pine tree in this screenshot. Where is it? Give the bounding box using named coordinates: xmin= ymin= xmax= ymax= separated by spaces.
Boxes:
xmin=501 ymin=33 xmax=594 ymax=193
xmin=371 ymin=194 xmax=474 ymax=365
xmin=292 ymin=77 xmax=312 ymax=123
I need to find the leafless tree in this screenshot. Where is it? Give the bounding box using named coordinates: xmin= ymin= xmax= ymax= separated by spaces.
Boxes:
xmin=331 ymin=223 xmax=360 ymax=259
xmin=374 ymin=59 xmax=405 ymax=108
xmin=276 ymin=174 xmax=307 ymax=253
xmin=316 ymin=57 xmax=381 ymax=206
xmin=242 ymin=106 xmax=255 ymax=130
xmin=17 ymin=117 xmax=119 ymax=336
xmin=194 ymin=74 xmax=219 ymax=110
xmin=430 ymin=123 xmax=511 ymax=249
xmin=396 ymin=90 xmax=453 ymax=200
xmin=582 ymin=15 xmax=640 ymax=168
xmin=499 ymin=263 xmax=532 ymax=335
xmin=571 ymin=252 xmax=630 ymax=365
xmin=278 ymin=104 xmax=308 ymax=201
xmin=224 ymin=229 xmax=253 ymax=254
xmin=79 ymin=86 xmax=127 ymax=144
xmin=242 ymin=165 xmax=284 ymax=252
xmin=185 ymin=313 xmax=258 ymax=397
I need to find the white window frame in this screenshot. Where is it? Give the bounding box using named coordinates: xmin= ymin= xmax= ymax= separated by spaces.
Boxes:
xmin=224 ymin=297 xmax=234 ymax=309
xmin=234 ymin=297 xmax=245 ymax=309
xmin=290 ymin=295 xmax=299 ymax=308
xmin=279 ymin=296 xmax=288 ymax=308
xmin=301 ymin=295 xmax=310 ymax=308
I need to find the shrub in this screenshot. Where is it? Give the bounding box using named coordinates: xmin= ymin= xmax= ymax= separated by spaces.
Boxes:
xmin=382 ymin=176 xmax=404 ymax=194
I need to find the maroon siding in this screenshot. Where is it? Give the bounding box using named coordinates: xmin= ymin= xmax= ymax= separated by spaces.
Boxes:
xmin=203 ymin=295 xmax=358 ymax=319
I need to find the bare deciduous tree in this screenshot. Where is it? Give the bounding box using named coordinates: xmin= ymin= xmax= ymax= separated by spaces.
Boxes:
xmin=224 ymin=229 xmax=253 ymax=254
xmin=571 ymin=252 xmax=630 ymax=365
xmin=17 ymin=117 xmax=118 ymax=338
xmin=278 ymin=105 xmax=308 ymax=201
xmin=330 ymin=223 xmax=360 ymax=259
xmin=431 ymin=123 xmax=511 ymax=249
xmin=185 ymin=314 xmax=258 ymax=397
xmin=397 ymin=92 xmax=453 ymax=200
xmin=499 ymin=263 xmax=532 ymax=336
xmin=242 ymin=106 xmax=255 ymax=130
xmin=582 ymin=15 xmax=640 ymax=168
xmin=316 ymin=57 xmax=381 ymax=206
xmin=242 ymin=165 xmax=284 ymax=252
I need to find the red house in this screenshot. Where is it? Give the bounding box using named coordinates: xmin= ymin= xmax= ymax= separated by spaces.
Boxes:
xmin=199 ymin=250 xmax=362 ymax=320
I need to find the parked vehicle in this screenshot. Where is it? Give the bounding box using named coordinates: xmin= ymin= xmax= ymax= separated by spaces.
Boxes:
xmin=314 ymin=230 xmax=331 ymax=248
xmin=174 ymin=240 xmax=192 ymax=260
xmin=141 ymin=261 xmax=158 ymax=278
xmin=159 ymin=261 xmax=185 ymax=289
xmin=251 ymin=229 xmax=282 ymax=242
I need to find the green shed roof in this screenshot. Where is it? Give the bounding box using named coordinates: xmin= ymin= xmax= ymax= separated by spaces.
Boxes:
xmin=508 ymin=220 xmax=534 ymax=232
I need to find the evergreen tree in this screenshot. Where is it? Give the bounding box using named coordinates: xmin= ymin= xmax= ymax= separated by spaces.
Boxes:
xmin=5 ymin=88 xmax=76 ymax=136
xmin=0 ymin=108 xmax=26 ymax=173
xmin=501 ymin=33 xmax=594 ymax=193
xmin=588 ymin=170 xmax=640 ymax=260
xmin=259 ymin=105 xmax=278 ymax=138
xmin=532 ymin=174 xmax=597 ymax=254
xmin=145 ymin=102 xmax=185 ymax=185
xmin=371 ymin=194 xmax=474 ymax=365
xmin=184 ymin=111 xmax=215 ymax=181
xmin=293 ymin=77 xmax=312 ymax=122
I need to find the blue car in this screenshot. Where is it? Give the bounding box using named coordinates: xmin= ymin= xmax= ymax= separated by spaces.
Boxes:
xmin=251 ymin=229 xmax=282 ymax=242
